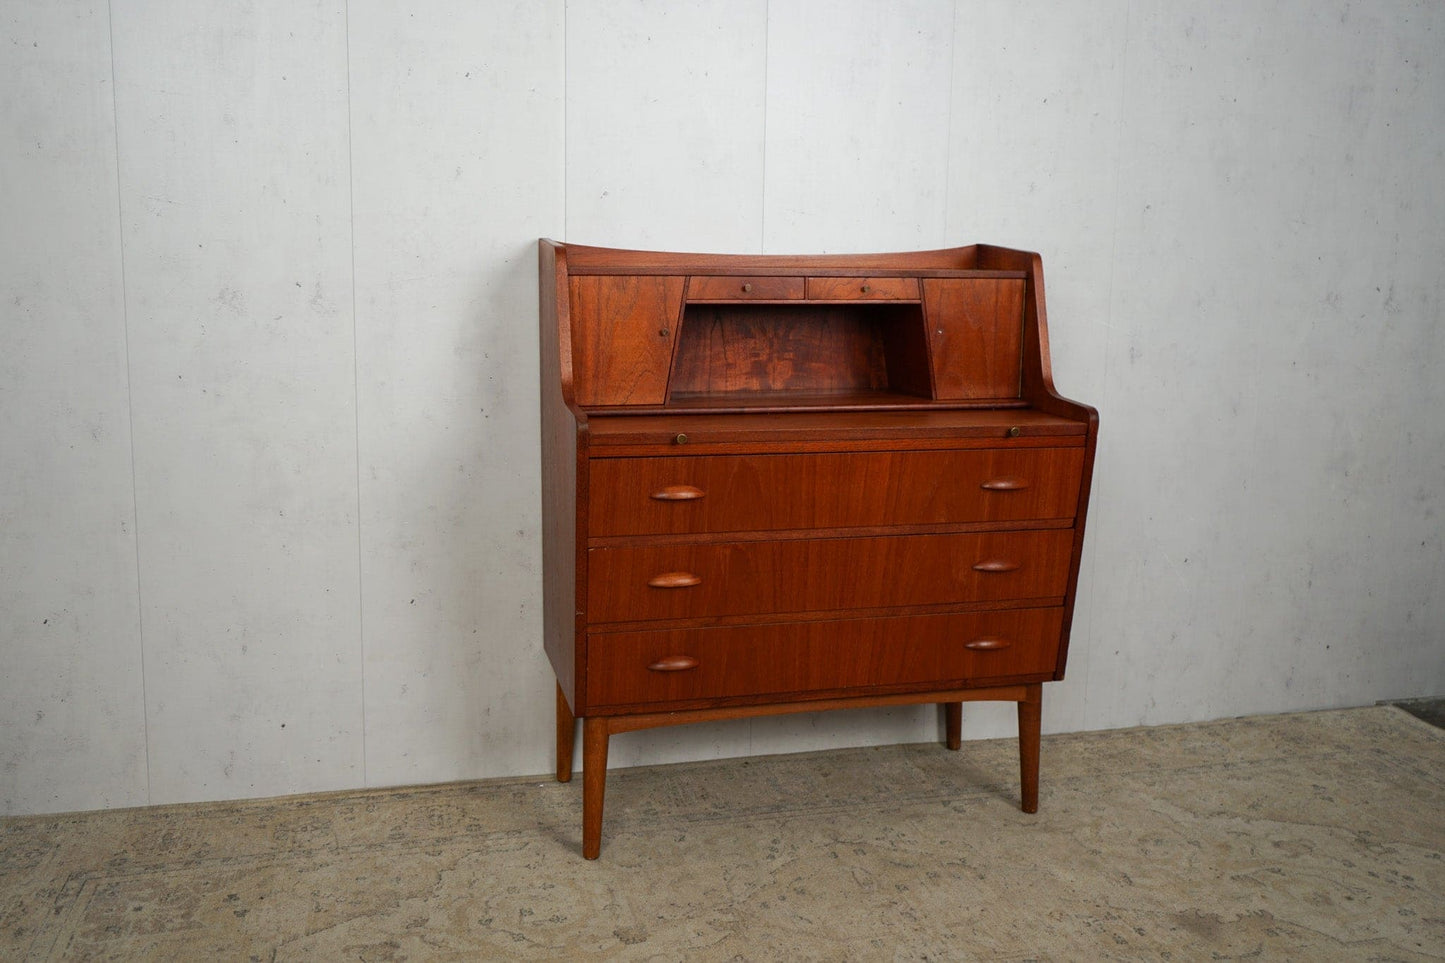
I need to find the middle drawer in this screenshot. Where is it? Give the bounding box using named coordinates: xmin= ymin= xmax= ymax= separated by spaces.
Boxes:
xmin=588 ymin=529 xmax=1074 ymax=623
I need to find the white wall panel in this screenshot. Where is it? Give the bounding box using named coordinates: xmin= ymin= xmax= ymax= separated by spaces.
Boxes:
xmin=761 ymin=0 xmax=954 ymax=253
xmin=565 ymin=0 xmax=768 ymax=253
xmin=946 ymin=0 xmax=1126 ymax=414
xmin=0 ymin=0 xmax=147 ymax=815
xmin=945 ymin=1 xmax=1130 ymax=737
xmin=348 ymin=0 xmax=564 ymax=788
xmin=746 ymin=0 xmax=956 ymax=755
xmin=111 ymin=1 xmax=362 ymax=803
xmin=563 ymin=0 xmax=769 ymax=769
xmin=1082 ymin=0 xmax=1445 ymax=729
xmin=2 ymin=0 xmax=1441 ymax=817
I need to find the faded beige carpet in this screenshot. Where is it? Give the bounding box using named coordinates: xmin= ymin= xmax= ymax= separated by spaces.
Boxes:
xmin=2 ymin=706 xmax=1442 ymax=960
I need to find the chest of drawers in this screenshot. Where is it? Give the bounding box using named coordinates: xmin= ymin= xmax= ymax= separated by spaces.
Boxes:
xmin=539 ymin=241 xmax=1097 ymax=858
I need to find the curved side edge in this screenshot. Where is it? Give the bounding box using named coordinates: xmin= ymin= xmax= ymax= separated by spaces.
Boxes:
xmin=540 ymin=239 xmax=585 ymax=421
xmin=977 ymin=244 xmax=1099 ymax=683
xmin=539 ymin=239 xmax=589 ymax=714
xmin=1051 ymin=405 xmax=1098 ymax=681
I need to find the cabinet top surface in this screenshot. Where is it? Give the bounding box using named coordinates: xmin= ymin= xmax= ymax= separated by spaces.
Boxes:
xmin=545 ymin=239 xmax=1033 ymax=276
xmin=585 ymin=408 xmax=1085 ymax=448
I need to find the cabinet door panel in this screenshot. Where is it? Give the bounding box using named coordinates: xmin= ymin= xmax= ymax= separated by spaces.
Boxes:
xmin=586 ymin=607 xmax=1064 ymax=707
xmin=588 ymin=529 xmax=1073 ymax=622
xmin=590 ymin=447 xmax=1083 ymax=535
xmin=923 ymin=278 xmax=1024 ymax=399
xmin=570 ymin=275 xmax=684 ymax=406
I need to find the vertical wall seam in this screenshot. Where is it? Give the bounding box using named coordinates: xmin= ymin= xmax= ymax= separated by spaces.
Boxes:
xmin=749 ymin=0 xmax=770 ymax=754
xmin=343 ymin=0 xmax=368 ymax=786
xmin=1081 ymin=0 xmax=1133 ymax=731
xmin=106 ymin=0 xmax=152 ymax=807
xmin=563 ymin=0 xmax=568 ymax=239
xmin=935 ymin=0 xmax=960 ymax=744
xmin=940 ymin=0 xmax=958 ymax=244
xmin=758 ymin=0 xmax=770 ymax=255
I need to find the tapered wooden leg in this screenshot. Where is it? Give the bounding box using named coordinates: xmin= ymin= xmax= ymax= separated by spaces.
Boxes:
xmin=556 ymin=682 xmax=575 ymax=783
xmin=1017 ymin=683 xmax=1042 ymax=813
xmin=582 ymin=716 xmax=609 ymax=859
xmin=943 ymin=702 xmax=962 ymax=750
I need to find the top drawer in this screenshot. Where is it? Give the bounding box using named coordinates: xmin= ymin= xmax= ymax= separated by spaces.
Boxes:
xmin=589 ymin=447 xmax=1084 ymax=536
xmin=688 ymin=276 xmax=804 ymax=300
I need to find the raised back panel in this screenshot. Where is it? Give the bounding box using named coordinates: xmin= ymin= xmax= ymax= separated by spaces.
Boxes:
xmin=923 ymin=279 xmax=1025 ymax=400
xmin=570 ymin=275 xmax=684 ymax=406
xmin=667 ymin=303 xmax=930 ymax=403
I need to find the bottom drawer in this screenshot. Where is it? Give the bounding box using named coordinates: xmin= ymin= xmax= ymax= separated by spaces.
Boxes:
xmin=586 ymin=607 xmax=1064 ymax=709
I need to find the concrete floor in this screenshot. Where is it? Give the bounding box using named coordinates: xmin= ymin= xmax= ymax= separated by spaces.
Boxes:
xmin=3 ymin=705 xmax=1442 ymax=960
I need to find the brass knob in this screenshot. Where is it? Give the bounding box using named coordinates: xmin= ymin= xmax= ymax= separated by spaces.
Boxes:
xmin=1007 ymin=426 xmax=1021 ymax=438
xmin=860 ymin=284 xmax=870 ymax=293
xmin=675 ymin=433 xmax=688 ymax=445
xmin=741 ymin=283 xmax=752 ymax=293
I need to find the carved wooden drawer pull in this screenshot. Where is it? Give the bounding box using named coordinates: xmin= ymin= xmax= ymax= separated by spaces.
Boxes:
xmin=964 ymin=637 xmax=1012 ymax=651
xmin=972 ymin=559 xmax=1021 ymax=573
xmin=647 ymin=655 xmax=700 ymax=672
xmin=980 ymin=477 xmax=1029 ymax=491
xmin=649 ymin=484 xmax=706 ymax=501
xmin=647 ymin=571 xmax=702 ymax=588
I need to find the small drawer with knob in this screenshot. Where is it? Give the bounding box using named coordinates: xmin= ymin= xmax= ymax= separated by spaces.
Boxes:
xmin=805 ymin=276 xmax=919 ymax=300
xmin=688 ymin=275 xmax=804 ymax=300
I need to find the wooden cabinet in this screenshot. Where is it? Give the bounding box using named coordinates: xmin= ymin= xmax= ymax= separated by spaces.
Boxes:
xmin=539 ymin=241 xmax=1097 ymax=858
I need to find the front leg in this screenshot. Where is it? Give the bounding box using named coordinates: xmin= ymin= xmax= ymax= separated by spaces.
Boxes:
xmin=943 ymin=701 xmax=962 ymax=750
xmin=1017 ymin=683 xmax=1042 ymax=813
xmin=582 ymin=717 xmax=610 ymax=859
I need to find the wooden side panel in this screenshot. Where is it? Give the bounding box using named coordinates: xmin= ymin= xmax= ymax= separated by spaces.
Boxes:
xmin=571 ymin=275 xmax=684 ymax=406
xmin=539 ymin=241 xmax=581 ymax=708
xmin=586 ymin=607 xmax=1064 ymax=708
xmin=880 ymin=308 xmax=936 ymax=398
xmin=588 ymin=529 xmax=1075 ymax=623
xmin=923 ymin=278 xmax=1025 ymax=400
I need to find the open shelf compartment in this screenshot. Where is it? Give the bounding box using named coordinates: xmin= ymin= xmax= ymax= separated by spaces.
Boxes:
xmin=666 ymin=302 xmax=933 ymax=408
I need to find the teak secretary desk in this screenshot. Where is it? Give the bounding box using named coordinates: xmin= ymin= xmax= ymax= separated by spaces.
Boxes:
xmin=538 ymin=240 xmax=1097 ymax=859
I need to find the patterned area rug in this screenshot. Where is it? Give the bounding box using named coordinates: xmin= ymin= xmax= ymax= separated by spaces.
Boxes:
xmin=2 ymin=706 xmax=1442 ymax=960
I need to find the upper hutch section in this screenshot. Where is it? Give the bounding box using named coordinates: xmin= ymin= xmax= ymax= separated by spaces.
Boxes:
xmin=540 ymin=241 xmax=1063 ymax=416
